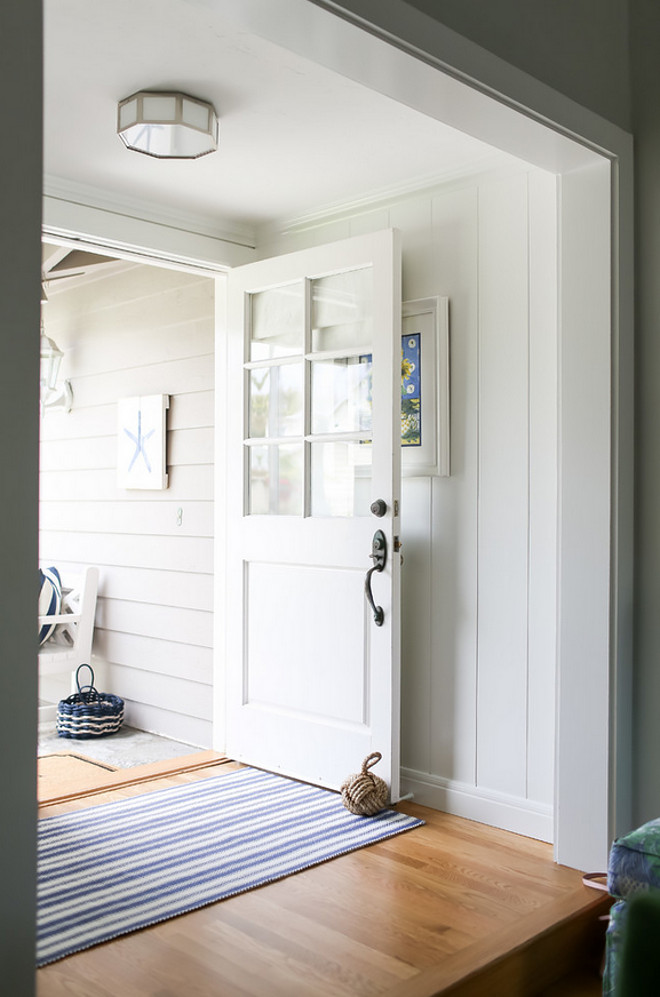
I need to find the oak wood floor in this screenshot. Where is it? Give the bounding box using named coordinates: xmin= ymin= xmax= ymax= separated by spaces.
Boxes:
xmin=36 ymin=762 xmax=608 ymax=997
xmin=37 ymin=749 xmax=228 ymax=805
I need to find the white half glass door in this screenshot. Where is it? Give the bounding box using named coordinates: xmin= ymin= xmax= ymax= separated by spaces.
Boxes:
xmin=226 ymin=229 xmax=402 ymax=797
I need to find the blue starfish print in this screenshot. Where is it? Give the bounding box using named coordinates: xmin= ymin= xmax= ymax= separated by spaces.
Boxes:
xmin=124 ymin=409 xmax=155 ymax=473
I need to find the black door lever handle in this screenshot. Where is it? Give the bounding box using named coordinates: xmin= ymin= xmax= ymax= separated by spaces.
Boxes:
xmin=365 ymin=529 xmax=387 ymax=626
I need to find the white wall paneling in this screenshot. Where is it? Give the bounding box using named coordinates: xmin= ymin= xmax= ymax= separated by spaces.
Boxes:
xmin=39 ymin=534 xmax=214 ymax=574
xmin=258 ymin=166 xmax=558 ymax=840
xmin=526 ymin=171 xmax=559 ymax=807
xmin=476 ymin=175 xmax=530 ymax=798
xmin=39 ymin=261 xmax=215 ymax=743
xmin=109 ymin=664 xmax=213 ymax=719
xmin=39 ymin=392 xmax=207 ymax=444
xmin=95 ymin=600 xmax=213 ymax=648
xmin=42 ymin=422 xmax=208 ymax=478
xmin=39 ymin=464 xmax=214 ymax=503
xmin=40 ymin=163 xmax=559 ymax=826
xmin=39 ymin=501 xmax=214 ymax=538
xmin=121 ymin=702 xmax=212 ymax=748
xmin=60 ymin=355 xmax=214 ymax=410
xmin=429 ymin=186 xmax=479 ymax=789
xmin=554 ymin=161 xmax=613 ymax=869
xmin=92 ymin=566 xmax=213 ymax=611
xmin=93 ymin=630 xmax=212 ymax=682
xmin=399 ymin=476 xmax=433 ymax=773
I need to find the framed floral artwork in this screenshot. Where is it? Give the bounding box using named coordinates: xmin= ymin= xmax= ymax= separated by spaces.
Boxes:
xmin=401 ymin=296 xmax=450 ymax=477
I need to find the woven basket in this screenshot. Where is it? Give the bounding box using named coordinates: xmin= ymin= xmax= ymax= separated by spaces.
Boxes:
xmin=56 ymin=664 xmax=125 ymax=739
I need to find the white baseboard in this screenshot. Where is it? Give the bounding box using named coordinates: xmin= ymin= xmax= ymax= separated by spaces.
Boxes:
xmin=400 ymin=767 xmax=554 ymax=843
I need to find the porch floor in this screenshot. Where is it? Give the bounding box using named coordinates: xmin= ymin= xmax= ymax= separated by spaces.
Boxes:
xmin=37 ymin=719 xmax=200 ymax=767
xmin=36 ymin=742 xmax=608 ymax=997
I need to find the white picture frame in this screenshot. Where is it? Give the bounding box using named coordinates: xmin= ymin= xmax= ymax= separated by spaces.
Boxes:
xmin=117 ymin=394 xmax=169 ymax=490
xmin=401 ymin=296 xmax=450 ymax=477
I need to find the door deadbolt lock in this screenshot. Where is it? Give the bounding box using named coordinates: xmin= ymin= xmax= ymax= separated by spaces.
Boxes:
xmin=370 ymin=498 xmax=387 ymax=518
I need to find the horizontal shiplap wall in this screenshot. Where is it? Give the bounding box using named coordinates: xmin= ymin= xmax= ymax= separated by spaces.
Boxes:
xmin=257 ymin=167 xmax=558 ymax=840
xmin=39 ymin=262 xmax=216 ymax=746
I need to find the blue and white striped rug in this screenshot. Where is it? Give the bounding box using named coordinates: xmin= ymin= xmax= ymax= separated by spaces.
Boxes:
xmin=37 ymin=766 xmax=423 ymax=966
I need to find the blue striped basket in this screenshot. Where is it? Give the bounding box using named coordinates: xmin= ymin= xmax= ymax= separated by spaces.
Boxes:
xmin=56 ymin=664 xmax=125 ymax=739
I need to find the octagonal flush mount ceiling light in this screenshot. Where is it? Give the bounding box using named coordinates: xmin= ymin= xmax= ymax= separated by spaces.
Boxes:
xmin=117 ymin=91 xmax=218 ymax=159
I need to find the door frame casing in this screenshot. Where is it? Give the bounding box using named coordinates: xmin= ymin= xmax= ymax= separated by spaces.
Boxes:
xmin=43 ymin=0 xmax=633 ymax=871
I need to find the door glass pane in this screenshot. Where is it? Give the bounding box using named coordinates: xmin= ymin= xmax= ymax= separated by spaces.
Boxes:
xmin=310 ymin=441 xmax=372 ymax=517
xmin=250 ymin=283 xmax=303 ymax=361
xmin=249 ymin=444 xmax=303 ymax=515
xmin=311 ymin=268 xmax=372 ymax=352
xmin=249 ymin=363 xmax=303 ymax=438
xmin=311 ymin=356 xmax=372 ymax=435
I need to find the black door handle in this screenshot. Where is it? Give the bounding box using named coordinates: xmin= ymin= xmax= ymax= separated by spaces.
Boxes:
xmin=365 ymin=529 xmax=386 ymax=626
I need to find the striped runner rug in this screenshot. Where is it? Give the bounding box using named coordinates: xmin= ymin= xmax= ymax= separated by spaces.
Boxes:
xmin=37 ymin=766 xmax=423 ymax=966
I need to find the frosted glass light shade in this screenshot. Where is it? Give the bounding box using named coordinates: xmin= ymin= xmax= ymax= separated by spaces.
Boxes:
xmin=117 ymin=91 xmax=218 ymax=159
xmin=40 ymin=334 xmax=63 ymax=391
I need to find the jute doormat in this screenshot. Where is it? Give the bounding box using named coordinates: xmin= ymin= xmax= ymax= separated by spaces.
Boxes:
xmin=38 ymin=750 xmax=229 ymax=807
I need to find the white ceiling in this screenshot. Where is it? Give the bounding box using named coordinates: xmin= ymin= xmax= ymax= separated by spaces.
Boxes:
xmin=44 ymin=0 xmax=522 ymax=242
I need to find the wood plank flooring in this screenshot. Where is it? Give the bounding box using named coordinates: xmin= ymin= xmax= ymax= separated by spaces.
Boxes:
xmin=38 ymin=749 xmax=228 ymax=805
xmin=36 ymin=764 xmax=609 ymax=997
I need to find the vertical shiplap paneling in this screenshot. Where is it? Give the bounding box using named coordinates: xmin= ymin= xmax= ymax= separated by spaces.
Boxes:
xmin=393 ymin=197 xmax=436 ymax=774
xmin=430 ymin=186 xmax=480 ymax=786
xmin=390 ymin=197 xmax=435 ymax=301
xmin=39 ymin=262 xmax=215 ymax=746
xmin=255 ymin=219 xmax=352 ymax=259
xmin=527 ymin=172 xmax=558 ymax=806
xmin=476 ymin=175 xmax=530 ymax=797
xmin=253 ymin=169 xmax=557 ymax=836
xmin=400 ymin=476 xmax=433 ymax=772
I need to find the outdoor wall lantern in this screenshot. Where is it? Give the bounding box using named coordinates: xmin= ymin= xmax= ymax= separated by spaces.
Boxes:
xmin=40 ymin=331 xmax=72 ymax=415
xmin=117 ymin=91 xmax=218 ymax=159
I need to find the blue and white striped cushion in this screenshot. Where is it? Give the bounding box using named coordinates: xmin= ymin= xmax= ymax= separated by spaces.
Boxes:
xmin=38 ymin=567 xmax=62 ymax=646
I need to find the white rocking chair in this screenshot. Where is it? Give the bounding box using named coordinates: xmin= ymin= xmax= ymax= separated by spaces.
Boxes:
xmin=38 ymin=566 xmax=99 ymax=697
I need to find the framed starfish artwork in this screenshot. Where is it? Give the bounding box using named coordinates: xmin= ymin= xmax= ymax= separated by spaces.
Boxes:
xmin=117 ymin=394 xmax=169 ymax=489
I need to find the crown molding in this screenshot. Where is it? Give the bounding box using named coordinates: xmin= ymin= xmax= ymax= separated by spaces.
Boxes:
xmin=43 ymin=175 xmax=256 ymax=249
xmin=258 ymin=154 xmax=527 ymax=239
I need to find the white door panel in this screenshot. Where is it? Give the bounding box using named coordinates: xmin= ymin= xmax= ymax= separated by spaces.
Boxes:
xmin=245 ymin=562 xmax=368 ymax=723
xmin=226 ymin=229 xmax=401 ymax=797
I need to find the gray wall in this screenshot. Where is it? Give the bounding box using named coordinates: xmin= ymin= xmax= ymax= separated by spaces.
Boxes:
xmin=0 ymin=3 xmax=40 ymax=993
xmin=404 ymin=0 xmax=632 ymax=131
xmin=629 ymin=0 xmax=660 ymax=823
